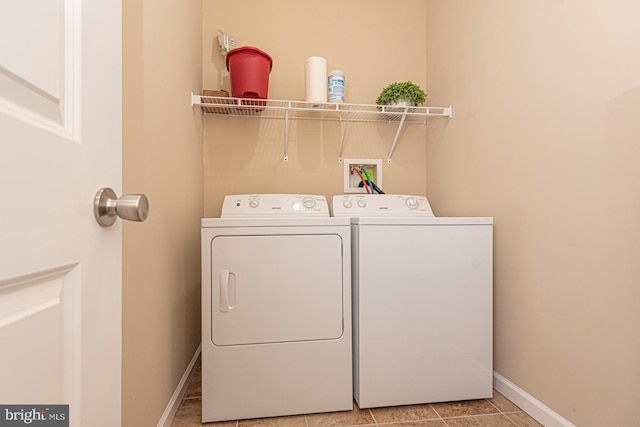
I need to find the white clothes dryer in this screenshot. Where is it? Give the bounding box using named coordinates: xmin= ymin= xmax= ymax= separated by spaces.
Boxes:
xmin=201 ymin=194 xmax=352 ymax=422
xmin=333 ymin=194 xmax=493 ymax=409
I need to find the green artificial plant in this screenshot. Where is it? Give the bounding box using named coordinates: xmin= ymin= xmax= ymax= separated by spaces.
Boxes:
xmin=375 ymin=81 xmax=427 ymax=106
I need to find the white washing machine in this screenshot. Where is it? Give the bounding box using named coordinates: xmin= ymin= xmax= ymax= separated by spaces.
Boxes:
xmin=332 ymin=194 xmax=493 ymax=409
xmin=201 ymin=194 xmax=352 ymax=422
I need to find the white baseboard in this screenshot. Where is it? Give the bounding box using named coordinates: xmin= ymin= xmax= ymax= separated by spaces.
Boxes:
xmin=157 ymin=343 xmax=202 ymax=427
xmin=157 ymin=358 xmax=575 ymax=427
xmin=493 ymin=371 xmax=576 ymax=427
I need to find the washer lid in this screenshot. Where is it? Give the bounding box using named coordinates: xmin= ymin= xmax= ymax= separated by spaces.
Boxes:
xmin=351 ymin=216 xmax=493 ymax=225
xmin=221 ymin=194 xmax=330 ymax=218
xmin=332 ymin=194 xmax=435 ymax=217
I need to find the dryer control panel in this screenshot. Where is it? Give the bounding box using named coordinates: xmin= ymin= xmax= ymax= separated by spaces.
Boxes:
xmin=221 ymin=194 xmax=330 ymax=218
xmin=332 ymin=194 xmax=434 ymax=217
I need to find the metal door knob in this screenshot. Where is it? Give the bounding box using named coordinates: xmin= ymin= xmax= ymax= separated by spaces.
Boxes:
xmin=94 ymin=187 xmax=149 ymax=227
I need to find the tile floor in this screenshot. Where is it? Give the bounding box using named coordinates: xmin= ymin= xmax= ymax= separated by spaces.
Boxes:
xmin=171 ymin=359 xmax=542 ymax=427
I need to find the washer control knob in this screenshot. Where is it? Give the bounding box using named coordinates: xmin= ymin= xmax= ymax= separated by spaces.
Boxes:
xmin=357 ymin=199 xmax=367 ymax=208
xmin=302 ymin=197 xmax=316 ymax=209
xmin=249 ymin=199 xmax=259 ymax=208
xmin=342 ymin=199 xmax=353 ymax=209
xmin=405 ymin=197 xmax=418 ymax=209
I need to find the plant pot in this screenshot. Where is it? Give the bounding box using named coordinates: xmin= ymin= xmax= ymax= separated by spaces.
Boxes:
xmin=380 ymin=99 xmax=416 ymax=120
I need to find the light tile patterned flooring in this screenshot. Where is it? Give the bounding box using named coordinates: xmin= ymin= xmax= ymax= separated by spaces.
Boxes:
xmin=171 ymin=359 xmax=542 ymax=427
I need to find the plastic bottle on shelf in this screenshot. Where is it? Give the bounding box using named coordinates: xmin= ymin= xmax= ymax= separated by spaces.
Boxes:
xmin=328 ymin=70 xmax=345 ymax=103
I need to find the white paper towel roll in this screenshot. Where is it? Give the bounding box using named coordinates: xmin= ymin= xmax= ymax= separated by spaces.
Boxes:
xmin=305 ymin=56 xmax=327 ymax=104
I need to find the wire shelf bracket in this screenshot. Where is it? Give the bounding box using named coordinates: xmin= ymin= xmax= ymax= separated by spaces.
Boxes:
xmin=337 ymin=111 xmax=352 ymax=163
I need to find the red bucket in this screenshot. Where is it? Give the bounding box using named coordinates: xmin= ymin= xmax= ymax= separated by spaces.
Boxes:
xmin=226 ymin=46 xmax=273 ymax=100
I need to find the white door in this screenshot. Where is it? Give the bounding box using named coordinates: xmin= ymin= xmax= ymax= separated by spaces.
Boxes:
xmin=0 ymin=1 xmax=122 ymax=426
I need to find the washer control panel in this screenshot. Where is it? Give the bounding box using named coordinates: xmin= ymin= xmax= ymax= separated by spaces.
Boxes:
xmin=332 ymin=194 xmax=434 ymax=217
xmin=221 ymin=194 xmax=330 ymax=218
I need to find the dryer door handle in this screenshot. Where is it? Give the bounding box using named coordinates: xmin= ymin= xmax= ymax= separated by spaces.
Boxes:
xmin=219 ymin=270 xmax=236 ymax=312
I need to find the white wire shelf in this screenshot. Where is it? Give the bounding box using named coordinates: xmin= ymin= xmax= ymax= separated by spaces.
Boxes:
xmin=191 ymin=93 xmax=453 ymax=162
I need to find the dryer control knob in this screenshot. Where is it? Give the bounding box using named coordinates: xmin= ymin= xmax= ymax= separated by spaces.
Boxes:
xmin=302 ymin=197 xmax=316 ymax=209
xmin=249 ymin=199 xmax=259 ymax=208
xmin=405 ymin=197 xmax=418 ymax=209
xmin=342 ymin=199 xmax=353 ymax=209
xmin=357 ymin=199 xmax=367 ymax=208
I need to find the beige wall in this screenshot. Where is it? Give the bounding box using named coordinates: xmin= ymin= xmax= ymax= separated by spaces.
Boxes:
xmin=202 ymin=0 xmax=429 ymax=216
xmin=427 ymin=1 xmax=640 ymax=426
xmin=122 ymin=0 xmax=203 ymax=425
